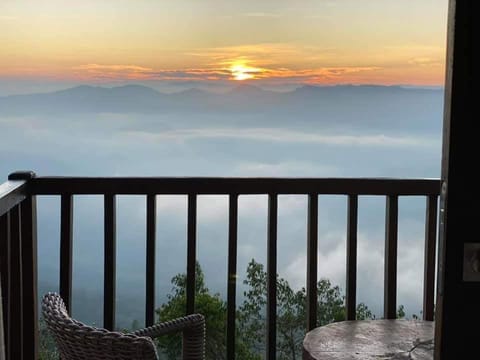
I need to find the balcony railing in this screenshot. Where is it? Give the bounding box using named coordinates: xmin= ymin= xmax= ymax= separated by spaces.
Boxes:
xmin=0 ymin=171 xmax=441 ymax=360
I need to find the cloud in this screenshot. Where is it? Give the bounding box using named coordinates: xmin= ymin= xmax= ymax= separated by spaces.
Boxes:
xmin=146 ymin=69 xmax=230 ymax=81
xmin=258 ymin=66 xmax=382 ymax=84
xmin=72 ymin=64 xmax=154 ymax=80
xmin=114 ymin=194 xmax=304 ymax=225
xmin=191 ymin=43 xmax=329 ymax=60
xmin=4 ymin=39 xmax=445 ymax=86
xmin=70 ymin=44 xmax=381 ymax=84
xmin=71 ymin=64 xmax=231 ymax=81
xmin=233 ymin=161 xmax=340 ymax=177
xmin=397 ymin=240 xmax=424 ymax=312
xmin=282 ymin=229 xmax=423 ymax=317
xmin=185 ymin=43 xmax=381 ymax=84
xmin=73 ymin=64 xmax=152 ymax=72
xmin=122 ymin=128 xmax=438 ymax=148
xmin=407 ymin=57 xmax=442 ymax=67
xmin=142 ymin=66 xmax=380 ymax=84
xmin=284 ymin=235 xmax=348 ymax=291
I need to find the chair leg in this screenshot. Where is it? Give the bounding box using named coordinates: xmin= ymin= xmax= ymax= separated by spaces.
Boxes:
xmin=182 ymin=320 xmax=205 ymax=360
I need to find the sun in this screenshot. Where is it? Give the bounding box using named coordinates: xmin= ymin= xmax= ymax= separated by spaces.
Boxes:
xmin=229 ymin=62 xmax=261 ymax=81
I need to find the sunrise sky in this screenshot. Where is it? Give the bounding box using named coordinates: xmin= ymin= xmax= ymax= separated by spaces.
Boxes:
xmin=1 ymin=0 xmax=448 ymax=88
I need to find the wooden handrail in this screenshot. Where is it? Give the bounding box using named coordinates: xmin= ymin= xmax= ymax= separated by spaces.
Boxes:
xmin=29 ymin=177 xmax=441 ymax=196
xmin=0 ymin=181 xmax=28 ymax=217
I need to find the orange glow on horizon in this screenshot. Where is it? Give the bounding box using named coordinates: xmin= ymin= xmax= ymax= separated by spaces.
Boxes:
xmin=0 ymin=59 xmax=446 ymax=87
xmin=0 ymin=0 xmax=448 ymax=87
xmin=0 ymin=43 xmax=446 ymax=86
xmin=229 ymin=62 xmax=263 ymax=81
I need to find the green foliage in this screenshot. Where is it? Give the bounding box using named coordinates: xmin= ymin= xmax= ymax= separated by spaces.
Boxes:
xmin=237 ymin=259 xmax=308 ymax=359
xmin=355 ymin=302 xmax=374 ymax=320
xmin=156 ymin=261 xmax=230 ymax=359
xmin=315 ymin=278 xmax=346 ymax=325
xmin=237 ymin=259 xmax=374 ymax=360
xmin=396 ymin=305 xmax=420 ymax=320
xmin=38 ymin=317 xmax=59 ymax=360
xmin=156 ymin=259 xmax=376 ymax=360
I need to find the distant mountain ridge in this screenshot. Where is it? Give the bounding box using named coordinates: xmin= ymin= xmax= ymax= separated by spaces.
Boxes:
xmin=0 ymin=83 xmax=443 ymax=116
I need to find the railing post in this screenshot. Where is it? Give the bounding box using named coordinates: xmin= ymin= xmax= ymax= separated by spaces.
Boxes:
xmin=8 ymin=171 xmax=37 ymax=360
xmin=266 ymin=194 xmax=277 ymax=360
xmin=20 ymin=195 xmax=38 ymax=360
xmin=306 ymin=194 xmax=318 ymax=330
xmin=104 ymin=194 xmax=117 ymax=330
xmin=0 ymin=212 xmax=10 ymax=360
xmin=60 ymin=194 xmax=73 ymax=313
xmin=226 ymin=194 xmax=238 ymax=360
xmin=186 ymin=194 xmax=197 ymax=315
xmin=384 ymin=195 xmax=398 ymax=319
xmin=423 ymin=195 xmax=438 ymax=321
xmin=9 ymin=205 xmax=22 ymax=360
xmin=145 ymin=194 xmax=156 ymax=327
xmin=346 ymin=195 xmax=358 ymax=320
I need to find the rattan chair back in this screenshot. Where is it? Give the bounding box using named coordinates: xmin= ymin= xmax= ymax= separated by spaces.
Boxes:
xmin=42 ymin=292 xmax=159 ymax=360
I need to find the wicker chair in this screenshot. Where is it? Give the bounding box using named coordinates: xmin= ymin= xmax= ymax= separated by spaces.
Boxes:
xmin=41 ymin=292 xmax=205 ymax=360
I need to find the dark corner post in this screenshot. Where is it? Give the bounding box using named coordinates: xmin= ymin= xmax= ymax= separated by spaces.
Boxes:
xmin=423 ymin=195 xmax=437 ymax=321
xmin=0 ymin=209 xmax=10 ymax=360
xmin=7 ymin=171 xmax=36 ymax=183
xmin=8 ymin=171 xmax=38 ymax=360
xmin=436 ymin=0 xmax=477 ymax=358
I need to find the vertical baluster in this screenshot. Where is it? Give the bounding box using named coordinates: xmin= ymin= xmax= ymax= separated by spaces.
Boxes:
xmin=423 ymin=195 xmax=438 ymax=321
xmin=0 ymin=212 xmax=10 ymax=360
xmin=266 ymin=194 xmax=277 ymax=360
xmin=186 ymin=194 xmax=197 ymax=315
xmin=384 ymin=195 xmax=398 ymax=319
xmin=306 ymin=194 xmax=318 ymax=330
xmin=9 ymin=205 xmax=22 ymax=359
xmin=21 ymin=196 xmax=38 ymax=360
xmin=145 ymin=194 xmax=156 ymax=327
xmin=346 ymin=195 xmax=358 ymax=320
xmin=104 ymin=194 xmax=116 ymax=330
xmin=226 ymin=194 xmax=238 ymax=360
xmin=60 ymin=194 xmax=73 ymax=313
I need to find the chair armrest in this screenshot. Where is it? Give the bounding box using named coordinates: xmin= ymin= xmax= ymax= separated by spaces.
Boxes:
xmin=133 ymin=314 xmax=204 ymax=338
xmin=133 ymin=314 xmax=205 ymax=359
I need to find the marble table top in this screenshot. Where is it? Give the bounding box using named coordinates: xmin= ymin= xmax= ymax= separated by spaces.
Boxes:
xmin=303 ymin=319 xmax=434 ymax=359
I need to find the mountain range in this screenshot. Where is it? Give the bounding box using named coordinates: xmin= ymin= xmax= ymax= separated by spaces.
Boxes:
xmin=0 ymin=83 xmax=442 ymax=115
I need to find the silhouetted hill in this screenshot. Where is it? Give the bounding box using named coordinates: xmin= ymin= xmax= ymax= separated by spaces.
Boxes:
xmin=0 ymin=83 xmax=443 ymax=130
xmin=228 ymin=83 xmax=269 ymax=95
xmin=0 ymin=84 xmax=166 ymax=114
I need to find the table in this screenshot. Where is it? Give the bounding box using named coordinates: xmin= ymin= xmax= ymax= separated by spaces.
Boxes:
xmin=303 ymin=319 xmax=434 ymax=359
